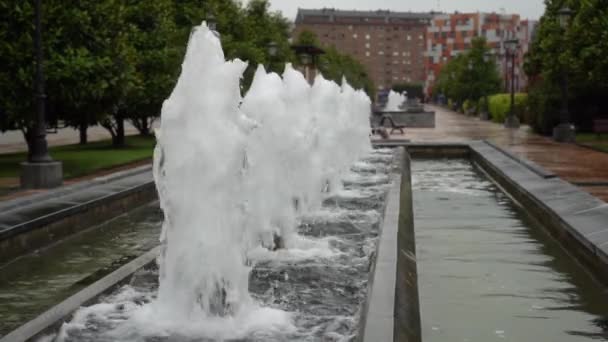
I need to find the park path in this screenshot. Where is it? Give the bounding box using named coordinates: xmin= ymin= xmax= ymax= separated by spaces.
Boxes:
xmin=0 ymin=124 xmax=142 ymax=154
xmin=392 ymin=104 xmax=608 ymax=202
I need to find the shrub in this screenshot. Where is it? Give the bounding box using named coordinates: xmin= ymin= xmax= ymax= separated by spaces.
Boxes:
xmin=488 ymin=93 xmax=528 ymax=123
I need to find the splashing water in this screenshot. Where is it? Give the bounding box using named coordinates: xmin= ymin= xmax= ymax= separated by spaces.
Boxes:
xmin=141 ymin=22 xmax=371 ymax=338
xmin=385 ymin=90 xmax=406 ymax=111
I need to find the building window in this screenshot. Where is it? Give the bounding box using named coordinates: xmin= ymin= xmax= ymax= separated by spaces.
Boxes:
xmin=365 ymin=43 xmax=370 ymax=48
xmin=366 ymin=51 xmax=370 ymax=57
xmin=365 ymin=34 xmax=370 ymax=40
xmin=353 ymin=33 xmax=358 ymax=39
xmin=379 ymin=51 xmax=384 ymax=55
xmin=419 ymin=35 xmax=424 ymax=40
xmin=407 ymin=35 xmax=412 ymax=40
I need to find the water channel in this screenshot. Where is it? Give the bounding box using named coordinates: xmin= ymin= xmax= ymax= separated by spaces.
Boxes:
xmin=0 ymin=203 xmax=161 ymax=336
xmin=413 ymin=159 xmax=608 ymax=342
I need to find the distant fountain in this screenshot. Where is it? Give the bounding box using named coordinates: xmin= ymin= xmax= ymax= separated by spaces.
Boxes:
xmin=144 ymin=22 xmax=372 ymax=338
xmin=384 ymin=90 xmax=406 ymax=111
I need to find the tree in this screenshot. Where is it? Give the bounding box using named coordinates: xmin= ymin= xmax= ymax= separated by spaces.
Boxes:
xmin=525 ymin=0 xmax=608 ymax=134
xmin=48 ymin=1 xmax=136 ymax=146
xmin=0 ymin=1 xmax=134 ymax=150
xmin=435 ymin=37 xmax=501 ymax=110
xmin=121 ymin=0 xmax=180 ymax=137
xmin=171 ymin=0 xmax=294 ymax=92
xmin=0 ymin=1 xmax=57 ymax=153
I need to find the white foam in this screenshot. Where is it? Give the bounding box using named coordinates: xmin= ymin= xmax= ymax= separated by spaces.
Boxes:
xmin=385 ymin=90 xmax=406 ymax=111
xmin=146 ymin=20 xmax=373 ymax=338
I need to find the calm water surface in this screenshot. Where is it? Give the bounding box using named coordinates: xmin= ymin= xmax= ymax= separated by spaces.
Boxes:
xmin=0 ymin=203 xmax=161 ymax=336
xmin=413 ymin=159 xmax=608 ymax=342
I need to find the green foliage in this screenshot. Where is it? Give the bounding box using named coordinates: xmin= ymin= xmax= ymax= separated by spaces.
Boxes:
xmin=318 ymin=47 xmax=375 ymax=99
xmin=391 ymin=83 xmax=424 ymax=100
xmin=435 ymin=37 xmax=502 ymax=111
xmin=296 ymin=30 xmax=320 ymax=46
xmin=488 ymin=93 xmax=528 ymax=123
xmin=122 ymin=0 xmax=181 ymax=136
xmin=525 ymin=0 xmax=608 ymax=134
xmin=172 ymin=0 xmax=294 ymax=91
xmin=0 ymin=0 xmax=296 ymax=153
xmin=0 ymin=0 xmax=137 ymax=148
xmin=0 ymin=135 xmax=155 ymax=179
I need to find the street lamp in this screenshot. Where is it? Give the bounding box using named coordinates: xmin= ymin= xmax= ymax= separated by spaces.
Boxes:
xmin=480 ymin=51 xmax=495 ymax=120
xmin=291 ymin=45 xmax=324 ymax=84
xmin=21 ymin=0 xmax=63 ymax=188
xmin=267 ymin=41 xmax=278 ymax=58
xmin=503 ymin=38 xmax=520 ymax=128
xmin=553 ymin=5 xmax=575 ymax=142
xmin=206 ymin=12 xmax=217 ymax=32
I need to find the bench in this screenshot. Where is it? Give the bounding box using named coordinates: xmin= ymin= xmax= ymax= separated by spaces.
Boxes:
xmin=593 ymin=119 xmax=608 ymax=138
xmin=379 ymin=114 xmax=405 ymax=134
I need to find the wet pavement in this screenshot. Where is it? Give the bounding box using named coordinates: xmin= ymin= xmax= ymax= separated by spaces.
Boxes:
xmin=0 ymin=165 xmax=152 ymax=243
xmin=388 ymin=105 xmax=608 ymax=202
xmin=413 ymin=159 xmax=608 ymax=342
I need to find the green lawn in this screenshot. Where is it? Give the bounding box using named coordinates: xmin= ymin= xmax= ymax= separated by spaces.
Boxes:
xmin=0 ymin=135 xmax=156 ymax=179
xmin=576 ymin=133 xmax=608 ymax=153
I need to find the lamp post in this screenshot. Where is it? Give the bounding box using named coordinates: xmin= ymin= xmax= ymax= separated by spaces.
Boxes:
xmin=553 ymin=6 xmax=575 ymax=142
xmin=299 ymin=52 xmax=312 ymax=82
xmin=504 ymin=38 xmax=520 ymax=128
xmin=267 ymin=41 xmax=278 ymax=72
xmin=291 ymin=45 xmax=324 ymax=84
xmin=206 ymin=12 xmax=219 ymax=37
xmin=480 ymin=51 xmax=494 ymax=120
xmin=20 ymin=0 xmax=63 ymax=189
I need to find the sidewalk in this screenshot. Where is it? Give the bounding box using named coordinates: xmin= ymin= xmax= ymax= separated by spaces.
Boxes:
xmin=0 ymin=124 xmax=142 ymax=154
xmin=396 ymin=104 xmax=608 ymax=202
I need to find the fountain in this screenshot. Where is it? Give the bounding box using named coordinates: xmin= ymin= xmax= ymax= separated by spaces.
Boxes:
xmin=41 ymin=22 xmax=392 ymax=341
xmin=384 ymin=90 xmax=406 ymax=112
xmin=374 ymin=90 xmax=435 ymax=129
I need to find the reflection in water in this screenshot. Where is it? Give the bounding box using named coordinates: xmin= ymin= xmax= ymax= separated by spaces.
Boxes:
xmin=413 ymin=159 xmax=608 ymax=342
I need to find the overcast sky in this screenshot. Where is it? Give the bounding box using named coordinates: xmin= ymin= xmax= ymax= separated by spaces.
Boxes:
xmin=263 ymin=0 xmax=545 ymax=21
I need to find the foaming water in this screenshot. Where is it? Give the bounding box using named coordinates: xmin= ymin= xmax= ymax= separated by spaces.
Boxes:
xmin=52 ymin=150 xmax=392 ymax=341
xmin=51 ymin=21 xmax=381 ymax=341
xmin=385 ymin=90 xmax=406 ymax=111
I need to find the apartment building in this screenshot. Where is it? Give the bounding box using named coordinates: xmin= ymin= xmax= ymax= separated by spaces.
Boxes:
xmin=424 ymin=12 xmax=537 ymax=96
xmin=293 ymin=8 xmax=434 ymax=93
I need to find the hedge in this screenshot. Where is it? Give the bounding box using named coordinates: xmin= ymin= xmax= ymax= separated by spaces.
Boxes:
xmin=488 ymin=93 xmax=528 ymax=123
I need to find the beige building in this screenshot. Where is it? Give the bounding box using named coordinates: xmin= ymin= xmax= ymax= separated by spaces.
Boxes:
xmin=293 ymin=8 xmax=433 ymax=93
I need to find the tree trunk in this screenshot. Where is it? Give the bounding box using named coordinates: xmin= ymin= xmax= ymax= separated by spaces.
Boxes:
xmin=22 ymin=128 xmax=35 ymax=161
xmin=79 ymin=119 xmax=88 ymax=145
xmin=140 ymin=117 xmax=151 ymax=136
xmin=113 ymin=113 xmax=125 ymax=148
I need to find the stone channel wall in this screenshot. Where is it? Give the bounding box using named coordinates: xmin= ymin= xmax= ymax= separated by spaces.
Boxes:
xmin=360 ymin=147 xmax=421 ymax=342
xmin=0 ymin=181 xmax=157 ymax=264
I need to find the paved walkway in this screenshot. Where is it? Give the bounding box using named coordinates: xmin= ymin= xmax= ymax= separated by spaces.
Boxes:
xmin=0 ymin=124 xmax=142 ymax=154
xmin=390 ymin=104 xmax=608 ymax=202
